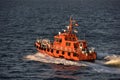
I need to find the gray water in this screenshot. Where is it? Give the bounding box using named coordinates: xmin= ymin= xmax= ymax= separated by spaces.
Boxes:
xmin=0 ymin=0 xmax=120 ymax=80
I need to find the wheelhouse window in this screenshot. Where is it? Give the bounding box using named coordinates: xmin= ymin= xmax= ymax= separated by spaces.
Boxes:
xmin=56 ymin=50 xmax=59 ymax=54
xmin=55 ymin=38 xmax=62 ymax=43
xmin=66 ymin=42 xmax=71 ymax=46
xmin=59 ymin=39 xmax=62 ymax=42
xmin=74 ymin=43 xmax=77 ymax=48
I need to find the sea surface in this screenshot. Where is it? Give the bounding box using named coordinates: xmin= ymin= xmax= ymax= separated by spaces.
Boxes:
xmin=0 ymin=0 xmax=120 ymax=80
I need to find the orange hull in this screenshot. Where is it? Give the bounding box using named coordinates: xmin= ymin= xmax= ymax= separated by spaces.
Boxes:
xmin=35 ymin=42 xmax=96 ymax=61
xmin=35 ymin=17 xmax=97 ymax=61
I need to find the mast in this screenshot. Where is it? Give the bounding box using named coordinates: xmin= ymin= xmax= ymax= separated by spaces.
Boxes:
xmin=67 ymin=17 xmax=79 ymax=34
xmin=68 ymin=17 xmax=73 ymax=34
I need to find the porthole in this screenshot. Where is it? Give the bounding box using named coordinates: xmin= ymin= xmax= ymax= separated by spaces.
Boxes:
xmin=73 ymin=53 xmax=78 ymax=57
xmin=62 ymin=51 xmax=64 ymax=55
xmin=56 ymin=50 xmax=59 ymax=54
xmin=66 ymin=42 xmax=71 ymax=46
xmin=47 ymin=48 xmax=49 ymax=52
xmin=68 ymin=52 xmax=70 ymax=56
xmin=51 ymin=49 xmax=53 ymax=53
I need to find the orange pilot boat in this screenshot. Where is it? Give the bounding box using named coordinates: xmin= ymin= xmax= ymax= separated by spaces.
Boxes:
xmin=35 ymin=17 xmax=97 ymax=61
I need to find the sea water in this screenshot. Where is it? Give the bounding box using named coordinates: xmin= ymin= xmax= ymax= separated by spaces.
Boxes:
xmin=0 ymin=0 xmax=120 ymax=80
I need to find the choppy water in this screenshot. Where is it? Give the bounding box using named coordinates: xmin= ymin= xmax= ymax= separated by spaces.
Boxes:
xmin=0 ymin=0 xmax=120 ymax=80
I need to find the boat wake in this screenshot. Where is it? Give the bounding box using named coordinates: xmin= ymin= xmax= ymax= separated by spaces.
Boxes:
xmin=24 ymin=53 xmax=120 ymax=74
xmin=24 ymin=52 xmax=87 ymax=66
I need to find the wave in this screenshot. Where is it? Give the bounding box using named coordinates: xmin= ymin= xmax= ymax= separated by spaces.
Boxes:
xmin=23 ymin=52 xmax=120 ymax=74
xmin=24 ymin=52 xmax=87 ymax=67
xmin=104 ymin=55 xmax=120 ymax=67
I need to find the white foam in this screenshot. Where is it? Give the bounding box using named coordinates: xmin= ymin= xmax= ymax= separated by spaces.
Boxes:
xmin=24 ymin=52 xmax=87 ymax=66
xmin=104 ymin=55 xmax=120 ymax=67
